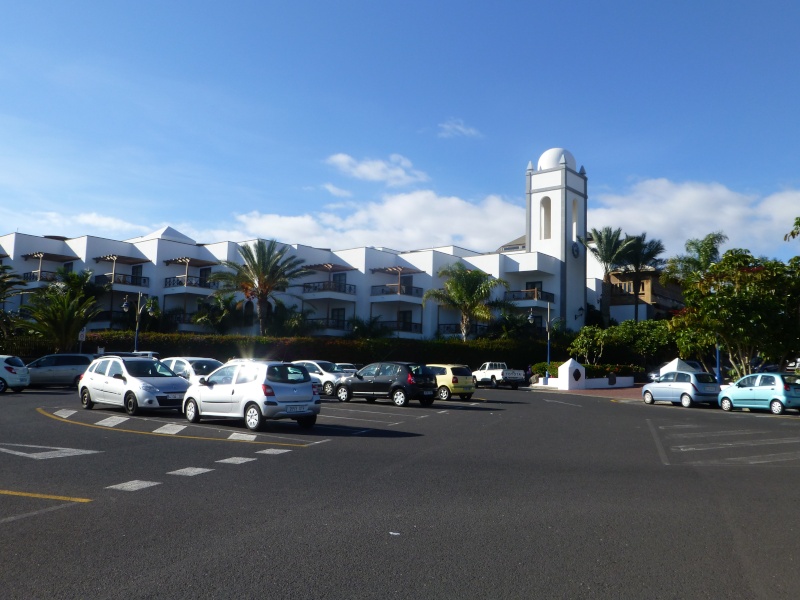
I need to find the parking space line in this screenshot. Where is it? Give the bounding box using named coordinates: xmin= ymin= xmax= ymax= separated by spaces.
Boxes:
xmin=0 ymin=503 xmax=82 ymax=524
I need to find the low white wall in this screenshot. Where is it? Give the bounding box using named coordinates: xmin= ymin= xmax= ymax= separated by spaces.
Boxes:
xmin=530 ymin=376 xmax=634 ymax=390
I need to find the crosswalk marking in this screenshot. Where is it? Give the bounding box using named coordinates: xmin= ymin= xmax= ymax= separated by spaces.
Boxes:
xmin=216 ymin=457 xmax=257 ymax=464
xmin=256 ymin=448 xmax=292 ymax=455
xmin=54 ymin=410 xmax=76 ymax=418
xmin=153 ymin=424 xmax=187 ymax=435
xmin=228 ymin=433 xmax=257 ymax=441
xmin=168 ymin=467 xmax=214 ymax=476
xmin=96 ymin=416 xmax=129 ymax=427
xmin=106 ymin=480 xmax=160 ymax=491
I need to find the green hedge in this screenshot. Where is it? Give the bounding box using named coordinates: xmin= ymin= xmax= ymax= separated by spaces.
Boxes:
xmin=528 ymin=360 xmax=644 ymax=378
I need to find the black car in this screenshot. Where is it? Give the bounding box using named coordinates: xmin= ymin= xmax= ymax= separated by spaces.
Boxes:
xmin=334 ymin=361 xmax=438 ymax=407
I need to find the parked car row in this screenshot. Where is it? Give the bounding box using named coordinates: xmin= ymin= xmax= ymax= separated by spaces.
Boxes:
xmin=643 ymin=369 xmax=800 ymax=415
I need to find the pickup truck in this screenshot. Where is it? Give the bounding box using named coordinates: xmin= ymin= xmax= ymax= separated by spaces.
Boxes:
xmin=473 ymin=362 xmax=526 ymax=389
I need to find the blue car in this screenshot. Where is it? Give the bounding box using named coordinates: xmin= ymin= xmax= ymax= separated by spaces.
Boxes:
xmin=718 ymin=372 xmax=800 ymax=415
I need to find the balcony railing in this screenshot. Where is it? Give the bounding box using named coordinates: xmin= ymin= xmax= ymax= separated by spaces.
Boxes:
xmin=306 ymin=317 xmax=353 ymax=331
xmin=91 ymin=310 xmax=128 ymax=323
xmin=167 ymin=312 xmax=197 ymax=324
xmin=302 ymin=281 xmax=357 ymax=295
xmin=370 ymin=284 xmax=423 ymax=298
xmin=383 ymin=320 xmax=422 ymax=333
xmin=164 ymin=276 xmax=219 ymax=289
xmin=437 ymin=323 xmax=488 ymax=336
xmin=504 ymin=289 xmax=555 ymax=303
xmin=22 ymin=270 xmax=58 ymax=282
xmin=95 ymin=274 xmax=150 ymax=287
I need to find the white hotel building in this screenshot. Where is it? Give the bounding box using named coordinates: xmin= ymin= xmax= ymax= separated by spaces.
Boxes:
xmin=1 ymin=148 xmax=601 ymax=337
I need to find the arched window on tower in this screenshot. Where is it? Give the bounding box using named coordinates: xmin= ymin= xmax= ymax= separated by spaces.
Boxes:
xmin=572 ymin=198 xmax=578 ymax=241
xmin=540 ymin=197 xmax=551 ymax=240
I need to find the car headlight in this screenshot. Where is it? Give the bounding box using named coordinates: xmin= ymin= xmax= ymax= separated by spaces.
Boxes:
xmin=140 ymin=383 xmax=159 ymax=393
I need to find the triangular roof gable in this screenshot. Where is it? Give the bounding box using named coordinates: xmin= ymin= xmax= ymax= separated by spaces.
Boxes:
xmin=125 ymin=226 xmax=197 ymax=245
xmin=660 ymin=358 xmax=698 ymax=374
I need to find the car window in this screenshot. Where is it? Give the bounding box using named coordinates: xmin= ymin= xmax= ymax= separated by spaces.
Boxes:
xmin=123 ymin=360 xmax=174 ymax=378
xmin=316 ymin=361 xmax=341 ymax=373
xmin=31 ymin=356 xmax=55 ymax=368
xmin=429 ymin=366 xmax=446 ymax=376
xmin=759 ymin=375 xmax=776 ymax=387
xmin=191 ymin=360 xmax=221 ymax=376
xmin=408 ymin=364 xmax=427 ymax=375
xmin=304 ymin=363 xmax=322 ymax=374
xmin=786 ymin=375 xmax=799 ymax=385
xmin=739 ymin=375 xmax=758 ymax=387
xmin=267 ymin=364 xmax=310 ymax=384
xmin=91 ymin=359 xmax=110 ymax=375
xmin=55 ymin=355 xmax=90 ymax=366
xmin=236 ymin=365 xmax=259 ymax=384
xmin=695 ymin=373 xmax=716 ymax=384
xmin=208 ymin=365 xmax=236 ymax=385
xmin=4 ymin=356 xmax=25 ymax=368
xmin=675 ymin=373 xmax=691 ymax=383
xmin=660 ymin=372 xmax=677 ymax=382
xmin=360 ymin=364 xmax=379 ymax=377
xmin=107 ymin=361 xmax=123 ymax=378
xmin=452 ymin=366 xmax=472 ymax=376
xmin=379 ymin=363 xmax=398 ymax=376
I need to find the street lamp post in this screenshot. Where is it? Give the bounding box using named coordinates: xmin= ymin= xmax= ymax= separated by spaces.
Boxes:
xmin=528 ymin=303 xmax=556 ymax=385
xmin=122 ymin=292 xmax=154 ymax=352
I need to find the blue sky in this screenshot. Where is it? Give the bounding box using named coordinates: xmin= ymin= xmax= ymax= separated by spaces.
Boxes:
xmin=1 ymin=0 xmax=798 ymax=261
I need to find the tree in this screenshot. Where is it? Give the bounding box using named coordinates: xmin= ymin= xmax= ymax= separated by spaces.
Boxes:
xmin=618 ymin=233 xmax=665 ymax=323
xmin=0 ymin=265 xmax=26 ymax=337
xmin=662 ymin=231 xmax=728 ymax=285
xmin=579 ymin=227 xmax=635 ymax=327
xmin=192 ymin=293 xmax=241 ymax=334
xmin=207 ymin=239 xmax=310 ymax=336
xmin=422 ymin=263 xmax=511 ymax=342
xmin=347 ymin=315 xmax=393 ymax=339
xmin=786 ymin=217 xmax=800 ymax=241
xmin=22 ymin=286 xmax=102 ymax=352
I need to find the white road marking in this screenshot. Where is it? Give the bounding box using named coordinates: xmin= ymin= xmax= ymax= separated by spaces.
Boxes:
xmin=228 ymin=433 xmax=257 ymax=441
xmin=319 ymin=414 xmax=403 ymax=425
xmin=106 ymin=480 xmax=161 ymax=491
xmin=96 ymin=416 xmax=129 ymax=427
xmin=544 ymin=399 xmax=582 ymax=407
xmin=256 ymin=449 xmax=292 ymax=455
xmin=0 ymin=503 xmax=79 ymax=524
xmin=666 ymin=429 xmax=768 ymax=439
xmin=168 ymin=467 xmax=214 ymax=476
xmin=0 ymin=443 xmax=101 ymax=460
xmin=153 ymin=424 xmax=187 ymax=435
xmin=216 ymin=457 xmax=257 ymax=464
xmin=54 ymin=410 xmax=76 ymax=418
xmin=672 ymin=437 xmax=800 ymax=452
xmin=690 ymin=451 xmax=800 ymax=465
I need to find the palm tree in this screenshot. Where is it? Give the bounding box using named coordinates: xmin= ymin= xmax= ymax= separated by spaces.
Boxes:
xmin=207 ymin=239 xmax=310 ymax=336
xmin=422 ymin=263 xmax=510 ymax=342
xmin=347 ymin=315 xmax=393 ymax=339
xmin=22 ymin=286 xmax=102 ymax=352
xmin=579 ymin=227 xmax=635 ymax=326
xmin=662 ymin=231 xmax=728 ymax=285
xmin=0 ymin=265 xmax=26 ymax=337
xmin=618 ymin=233 xmax=666 ymax=323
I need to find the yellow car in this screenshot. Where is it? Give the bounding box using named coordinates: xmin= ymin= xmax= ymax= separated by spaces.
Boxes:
xmin=426 ymin=364 xmax=475 ymax=401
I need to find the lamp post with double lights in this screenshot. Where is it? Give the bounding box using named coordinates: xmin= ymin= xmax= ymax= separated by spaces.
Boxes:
xmin=529 ymin=303 xmax=563 ymax=385
xmin=122 ymin=292 xmax=155 ymax=352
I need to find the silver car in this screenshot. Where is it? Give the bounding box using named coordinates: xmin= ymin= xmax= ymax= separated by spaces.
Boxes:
xmin=161 ymin=357 xmax=223 ymax=385
xmin=28 ymin=353 xmax=95 ymax=388
xmin=79 ymin=356 xmax=190 ymax=414
xmin=642 ymin=370 xmax=721 ymax=408
xmin=183 ymin=360 xmax=321 ymax=430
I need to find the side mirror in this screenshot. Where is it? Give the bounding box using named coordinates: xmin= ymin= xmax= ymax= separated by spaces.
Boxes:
xmin=113 ymin=373 xmax=126 ymax=382
xmin=198 ymin=377 xmax=207 ymax=386
xmin=356 ymin=373 xmax=364 ymax=380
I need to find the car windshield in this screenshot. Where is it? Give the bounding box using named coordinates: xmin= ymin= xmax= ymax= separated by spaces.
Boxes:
xmin=785 ymin=375 xmax=799 ymax=385
xmin=5 ymin=356 xmax=25 ymax=367
xmin=267 ymin=364 xmax=311 ymax=384
xmin=190 ymin=359 xmax=222 ymax=375
xmin=316 ymin=361 xmax=342 ymax=373
xmin=123 ymin=360 xmax=176 ymax=378
xmin=452 ymin=366 xmax=472 ymax=376
xmin=695 ymin=373 xmax=717 ymax=384
xmin=408 ymin=364 xmax=432 ymax=376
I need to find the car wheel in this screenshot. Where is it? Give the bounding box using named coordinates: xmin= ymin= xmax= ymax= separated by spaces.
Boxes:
xmin=336 ymin=385 xmax=351 ymax=402
xmin=720 ymin=397 xmax=733 ymax=412
xmin=70 ymin=375 xmax=81 ymax=389
xmin=680 ymin=393 xmax=693 ymax=408
xmin=244 ymin=403 xmax=263 ymax=431
xmin=392 ymin=388 xmax=408 ymax=407
xmin=490 ymin=376 xmax=498 ymax=389
xmin=460 ymin=394 xmax=473 ymax=400
xmin=297 ymin=415 xmax=317 ymax=429
xmin=323 ymin=381 xmax=335 ymax=396
xmin=770 ymin=400 xmax=785 ymax=415
xmin=473 ymin=377 xmax=479 ymax=388
xmin=643 ymin=391 xmax=655 ymax=405
xmin=437 ymin=386 xmax=451 ymax=401
xmin=0 ymin=378 xmax=6 ymax=393
xmin=419 ymin=396 xmax=435 ymax=407
xmin=80 ymin=388 xmax=94 ymax=410
xmin=124 ymin=392 xmax=139 ymax=416
xmin=185 ymin=399 xmax=200 ymax=423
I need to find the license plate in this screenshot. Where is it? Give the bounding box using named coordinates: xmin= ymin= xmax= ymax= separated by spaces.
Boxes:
xmin=167 ymin=393 xmax=183 ymax=400
xmin=703 ymin=385 xmax=716 ymax=392
xmin=287 ymin=405 xmax=305 ymax=413
xmin=423 ymin=390 xmax=433 ymax=396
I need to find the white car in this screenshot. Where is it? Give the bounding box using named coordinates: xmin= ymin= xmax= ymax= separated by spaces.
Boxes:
xmin=291 ymin=360 xmax=347 ymax=396
xmin=0 ymin=355 xmax=30 ymax=393
xmin=79 ymin=356 xmax=190 ymax=414
xmin=161 ymin=357 xmax=223 ymax=384
xmin=183 ymin=360 xmax=321 ymax=431
xmin=336 ymin=363 xmax=358 ymax=375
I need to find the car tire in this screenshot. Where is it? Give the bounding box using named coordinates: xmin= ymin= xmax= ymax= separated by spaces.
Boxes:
xmin=185 ymin=399 xmax=201 ymax=423
xmin=392 ymin=388 xmax=409 ymax=407
xmin=419 ymin=396 xmax=435 ymax=407
xmin=643 ymin=391 xmax=655 ymax=405
xmin=437 ymin=386 xmax=451 ymax=401
xmin=336 ymin=385 xmax=351 ymax=402
xmin=460 ymin=394 xmax=473 ymax=400
xmin=490 ymin=376 xmax=498 ymax=389
xmin=70 ymin=375 xmax=81 ymax=389
xmin=323 ymin=381 xmax=335 ymax=396
xmin=244 ymin=403 xmax=263 ymax=431
xmin=297 ymin=415 xmax=316 ymax=429
xmin=0 ymin=378 xmax=6 ymax=393
xmin=680 ymin=393 xmax=693 ymax=408
xmin=720 ymin=397 xmax=733 ymax=411
xmin=124 ymin=392 xmax=139 ymax=416
xmin=473 ymin=377 xmax=479 ymax=388
xmin=80 ymin=388 xmax=94 ymax=409
xmin=770 ymin=400 xmax=785 ymax=415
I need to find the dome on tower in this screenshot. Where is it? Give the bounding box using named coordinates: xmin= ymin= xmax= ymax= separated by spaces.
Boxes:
xmin=537 ymin=148 xmax=576 ymax=171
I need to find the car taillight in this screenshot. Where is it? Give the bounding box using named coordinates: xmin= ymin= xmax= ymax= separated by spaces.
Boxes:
xmin=690 ymin=383 xmax=699 ymax=392
xmin=4 ymin=366 xmax=16 ymax=374
xmin=452 ymin=376 xmax=458 ymax=384
xmin=261 ymin=384 xmax=275 ymax=397
xmin=312 ymin=382 xmax=321 ymax=395
xmin=407 ymin=372 xmax=416 ymax=385
xmin=786 ymin=383 xmax=791 ymax=392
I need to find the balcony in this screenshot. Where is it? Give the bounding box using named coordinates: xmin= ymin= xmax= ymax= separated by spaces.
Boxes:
xmin=306 ymin=317 xmax=353 ymax=331
xmin=166 ymin=311 xmax=197 ymax=324
xmin=164 ymin=276 xmax=219 ymax=290
xmin=371 ymin=284 xmax=423 ymax=298
xmin=302 ymin=281 xmax=357 ymax=299
xmin=383 ymin=320 xmax=422 ymax=334
xmin=22 ymin=270 xmax=58 ymax=282
xmin=504 ymin=289 xmax=555 ymax=303
xmin=95 ymin=274 xmax=150 ymax=287
xmin=437 ymin=323 xmax=488 ymax=336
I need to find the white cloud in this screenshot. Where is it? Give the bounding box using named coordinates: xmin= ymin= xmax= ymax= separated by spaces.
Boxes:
xmin=324 ymin=153 xmax=428 ymax=187
xmin=321 ymin=183 xmax=352 ymax=198
xmin=589 ymin=179 xmax=799 ymax=261
xmin=437 ymin=118 xmax=482 ymax=139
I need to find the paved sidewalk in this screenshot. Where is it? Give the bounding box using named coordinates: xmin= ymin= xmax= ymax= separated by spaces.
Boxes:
xmin=526 ymin=383 xmax=645 ymax=400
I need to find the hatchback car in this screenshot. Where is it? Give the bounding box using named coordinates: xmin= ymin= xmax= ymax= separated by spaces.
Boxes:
xmin=79 ymin=356 xmax=190 ymax=414
xmin=426 ymin=363 xmax=475 ymax=401
xmin=0 ymin=355 xmax=30 ymax=393
xmin=335 ymin=361 xmax=438 ymax=407
xmin=292 ymin=360 xmax=347 ymax=396
xmin=27 ymin=353 xmax=95 ymax=388
xmin=183 ymin=360 xmax=321 ymax=430
xmin=642 ymin=370 xmax=720 ymax=407
xmin=718 ymin=372 xmax=800 ymax=415
xmin=161 ymin=357 xmax=223 ymax=385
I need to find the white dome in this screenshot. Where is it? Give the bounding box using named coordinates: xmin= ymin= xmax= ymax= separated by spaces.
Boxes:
xmin=537 ymin=148 xmax=576 ymax=171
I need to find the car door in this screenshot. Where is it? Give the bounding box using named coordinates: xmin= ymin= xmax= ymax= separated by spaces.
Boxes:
xmin=28 ymin=355 xmax=56 ymax=386
xmin=731 ymin=375 xmax=759 ymax=408
xmin=352 ymin=363 xmax=379 ymax=397
xmin=197 ymin=365 xmax=237 ymax=415
xmin=104 ymin=359 xmax=127 ymax=407
xmin=753 ymin=374 xmax=777 ymax=408
xmin=653 ymin=372 xmax=678 ymax=401
xmin=373 ymin=363 xmax=399 ymax=397
xmin=85 ymin=359 xmax=111 ymax=402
